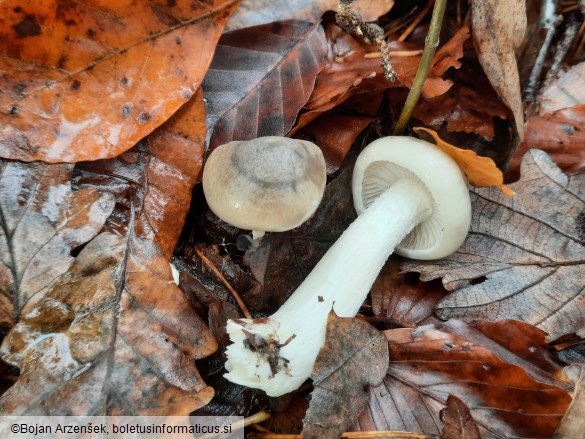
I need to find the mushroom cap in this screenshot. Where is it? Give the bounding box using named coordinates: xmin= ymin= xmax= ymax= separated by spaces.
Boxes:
xmin=203 ymin=136 xmax=327 ymax=233
xmin=352 ymin=136 xmax=471 ymax=260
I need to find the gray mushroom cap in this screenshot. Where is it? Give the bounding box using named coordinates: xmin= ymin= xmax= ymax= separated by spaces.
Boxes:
xmin=202 ymin=136 xmax=327 ymax=233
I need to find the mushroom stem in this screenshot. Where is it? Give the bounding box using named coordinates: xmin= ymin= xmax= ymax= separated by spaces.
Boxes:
xmin=225 ymin=178 xmax=433 ymax=396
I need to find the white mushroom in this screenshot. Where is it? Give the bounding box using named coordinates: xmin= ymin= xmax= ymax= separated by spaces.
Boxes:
xmin=224 ymin=136 xmax=472 ymax=396
xmin=202 ymin=136 xmax=327 ymax=239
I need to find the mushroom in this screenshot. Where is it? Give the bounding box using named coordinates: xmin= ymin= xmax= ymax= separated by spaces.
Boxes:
xmin=224 ymin=136 xmax=471 ymax=397
xmin=202 ymin=136 xmax=327 ymax=239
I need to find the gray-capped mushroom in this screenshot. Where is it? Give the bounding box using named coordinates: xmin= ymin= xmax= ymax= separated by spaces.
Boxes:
xmin=202 ymin=136 xmax=327 ymax=238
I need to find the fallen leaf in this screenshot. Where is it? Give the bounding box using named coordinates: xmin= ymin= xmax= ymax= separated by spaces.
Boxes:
xmin=552 ymin=365 xmax=585 ymax=438
xmin=440 ymin=395 xmax=482 ymax=439
xmin=541 ymin=62 xmax=585 ymax=114
xmin=370 ymin=259 xmax=449 ymax=327
xmin=506 ymin=104 xmax=585 ymax=181
xmin=430 ymin=24 xmax=471 ymax=76
xmin=0 ymin=0 xmax=236 ymax=162
xmin=0 ymin=160 xmax=114 ymax=326
xmin=471 ymin=0 xmax=526 ymax=140
xmin=403 ymin=150 xmax=585 ymax=340
xmin=414 ymin=127 xmax=514 ymax=195
xmin=226 ymin=0 xmax=394 ymax=31
xmin=303 ymin=312 xmax=388 ymax=439
xmin=74 ymin=89 xmax=207 ymax=259
xmin=202 ymin=21 xmax=327 ymax=150
xmin=0 ymin=232 xmax=218 ymax=415
xmin=350 ymin=320 xmax=571 ymax=438
xmin=303 ymin=113 xmax=375 ymax=173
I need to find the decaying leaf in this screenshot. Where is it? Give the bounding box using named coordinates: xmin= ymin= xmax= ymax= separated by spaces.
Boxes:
xmin=303 ymin=312 xmax=388 ymax=439
xmin=0 ymin=160 xmax=114 ymax=326
xmin=350 ymin=320 xmax=571 ymax=438
xmin=507 ymin=104 xmax=585 ymax=181
xmin=203 ymin=21 xmax=327 ymax=150
xmin=226 ymin=0 xmax=394 ymax=32
xmin=404 ymin=150 xmax=585 ymax=340
xmin=0 ymin=0 xmax=236 ymax=163
xmin=75 ymin=89 xmax=207 ymax=259
xmin=541 ymin=62 xmax=585 ymax=114
xmin=0 ymin=232 xmax=218 ymax=415
xmin=471 ymin=0 xmax=526 ymax=140
xmin=552 ymin=365 xmax=585 ymax=438
xmin=414 ymin=127 xmax=514 ymax=195
xmin=440 ymin=395 xmax=482 ymax=439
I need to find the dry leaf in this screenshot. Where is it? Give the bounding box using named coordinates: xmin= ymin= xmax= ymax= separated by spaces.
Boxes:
xmin=430 ymin=24 xmax=471 ymax=77
xmin=552 ymin=365 xmax=585 ymax=438
xmin=226 ymin=0 xmax=394 ymax=32
xmin=303 ymin=312 xmax=388 ymax=439
xmin=414 ymin=127 xmax=514 ymax=195
xmin=75 ymin=89 xmax=207 ymax=259
xmin=0 ymin=0 xmax=236 ymax=162
xmin=507 ymin=104 xmax=585 ymax=181
xmin=440 ymin=395 xmax=482 ymax=439
xmin=541 ymin=62 xmax=585 ymax=114
xmin=0 ymin=232 xmax=218 ymax=415
xmin=350 ymin=320 xmax=571 ymax=438
xmin=203 ymin=21 xmax=327 ymax=150
xmin=403 ymin=150 xmax=585 ymax=340
xmin=471 ymin=0 xmax=526 ymax=140
xmin=0 ymin=160 xmax=114 ymax=326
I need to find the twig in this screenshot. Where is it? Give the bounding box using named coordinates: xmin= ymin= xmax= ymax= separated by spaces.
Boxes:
xmin=247 ymin=431 xmax=438 ymax=439
xmin=398 ymin=0 xmax=435 ymax=42
xmin=336 ymin=0 xmax=396 ymax=81
xmin=393 ymin=0 xmax=447 ymax=135
xmin=365 ymin=49 xmax=423 ymax=58
xmin=194 ymin=246 xmax=252 ymax=319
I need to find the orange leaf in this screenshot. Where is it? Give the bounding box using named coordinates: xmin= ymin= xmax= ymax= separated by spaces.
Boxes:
xmin=414 ymin=127 xmax=515 ymax=195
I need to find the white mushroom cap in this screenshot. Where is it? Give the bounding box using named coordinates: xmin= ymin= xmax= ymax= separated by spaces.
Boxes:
xmin=352 ymin=136 xmax=471 ymax=260
xmin=202 ymin=137 xmax=326 ymax=233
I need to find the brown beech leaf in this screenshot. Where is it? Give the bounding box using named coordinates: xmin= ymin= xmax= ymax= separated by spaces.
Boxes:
xmin=403 ymin=150 xmax=585 ymax=340
xmin=226 ymin=0 xmax=394 ymax=32
xmin=506 ymin=104 xmax=585 ymax=181
xmin=471 ymin=0 xmax=526 ymax=140
xmin=349 ymin=320 xmax=571 ymax=439
xmin=0 ymin=232 xmax=218 ymax=415
xmin=440 ymin=395 xmax=482 ymax=439
xmin=541 ymin=62 xmax=585 ymax=114
xmin=553 ymin=365 xmax=585 ymax=438
xmin=303 ymin=113 xmax=375 ymax=173
xmin=414 ymin=127 xmax=514 ymax=195
xmin=302 ymin=312 xmax=388 ymax=439
xmin=0 ymin=160 xmax=114 ymax=326
xmin=202 ymin=21 xmax=327 ymax=150
xmin=74 ymin=89 xmax=207 ymax=259
xmin=370 ymin=259 xmax=449 ymax=327
xmin=430 ymin=25 xmax=470 ymax=77
xmin=0 ymin=0 xmax=236 ymax=163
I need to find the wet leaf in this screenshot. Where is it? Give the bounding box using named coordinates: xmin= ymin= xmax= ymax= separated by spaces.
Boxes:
xmin=404 ymin=150 xmax=585 ymax=340
xmin=350 ymin=320 xmax=571 ymax=438
xmin=0 ymin=161 xmax=114 ymax=326
xmin=471 ymin=0 xmax=526 ymax=140
xmin=74 ymin=89 xmax=207 ymax=259
xmin=0 ymin=0 xmax=237 ymax=163
xmin=507 ymin=104 xmax=585 ymax=181
xmin=0 ymin=232 xmax=218 ymax=415
xmin=226 ymin=0 xmax=394 ymax=32
xmin=430 ymin=25 xmax=470 ymax=77
xmin=541 ymin=62 xmax=585 ymax=114
xmin=203 ymin=21 xmax=327 ymax=150
xmin=552 ymin=365 xmax=585 ymax=438
xmin=414 ymin=127 xmax=514 ymax=195
xmin=440 ymin=395 xmax=482 ymax=439
xmin=303 ymin=312 xmax=388 ymax=439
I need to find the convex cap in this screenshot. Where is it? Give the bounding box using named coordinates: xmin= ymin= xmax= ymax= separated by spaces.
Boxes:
xmin=352 ymin=136 xmax=471 ymax=260
xmin=203 ymin=136 xmax=327 ymax=233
